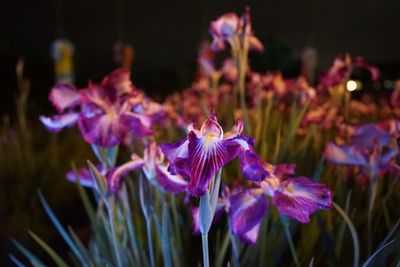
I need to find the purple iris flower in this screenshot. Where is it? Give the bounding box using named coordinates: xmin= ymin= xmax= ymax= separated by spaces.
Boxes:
xmin=209 ymin=10 xmax=264 ymax=52
xmin=40 ymin=69 xmax=152 ymax=147
xmin=106 ymin=142 xmax=188 ymax=193
xmin=189 ymin=166 xmax=332 ymax=245
xmin=324 ymin=122 xmax=399 ymax=179
xmin=161 ymin=111 xmax=269 ymax=197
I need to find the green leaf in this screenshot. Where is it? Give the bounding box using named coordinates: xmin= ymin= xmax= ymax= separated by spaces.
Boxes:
xmin=9 ymin=253 xmax=26 ymax=267
xmin=38 ymin=191 xmax=86 ymax=265
xmin=11 ymin=239 xmax=46 ymax=267
xmin=28 ymin=230 xmax=69 ymax=267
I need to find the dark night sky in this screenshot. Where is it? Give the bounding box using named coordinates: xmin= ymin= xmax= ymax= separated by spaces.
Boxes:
xmin=1 ymin=0 xmax=400 ymax=114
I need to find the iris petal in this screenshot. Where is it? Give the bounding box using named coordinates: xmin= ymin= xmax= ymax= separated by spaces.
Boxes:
xmin=107 ymin=158 xmax=145 ymax=192
xmin=229 ymin=189 xmax=268 ymax=236
xmin=49 ymin=84 xmax=81 ymax=112
xmin=188 ymin=131 xmax=241 ymax=196
xmin=40 ymin=113 xmax=79 ymax=132
xmin=156 ymin=165 xmax=188 ymax=194
xmin=273 ymin=177 xmax=332 ymax=223
xmin=324 ymin=141 xmax=368 ymax=166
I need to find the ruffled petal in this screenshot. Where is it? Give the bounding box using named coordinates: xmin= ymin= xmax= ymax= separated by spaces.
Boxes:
xmin=78 ymin=113 xmax=123 ymax=147
xmin=249 ymin=36 xmax=264 ymax=52
xmin=324 ymin=141 xmax=368 ymax=166
xmin=119 ymin=112 xmax=152 ymax=138
xmin=107 ymin=157 xmax=145 ymax=192
xmin=232 ymin=135 xmax=269 ymax=181
xmin=187 ymin=132 xmax=241 ymax=196
xmin=229 ymin=189 xmax=268 ymax=236
xmin=223 ymin=119 xmax=243 ymax=139
xmin=161 ymin=138 xmax=189 ymax=175
xmin=49 ymin=84 xmax=81 ymax=112
xmin=40 ymin=113 xmax=79 ymax=132
xmin=156 ymin=164 xmax=188 ymax=194
xmin=101 ymin=69 xmax=133 ymax=96
xmin=273 ymin=177 xmax=333 ymax=223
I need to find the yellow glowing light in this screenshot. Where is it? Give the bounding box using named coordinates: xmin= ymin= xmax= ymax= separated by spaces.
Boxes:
xmin=346 ymin=80 xmax=358 ymax=91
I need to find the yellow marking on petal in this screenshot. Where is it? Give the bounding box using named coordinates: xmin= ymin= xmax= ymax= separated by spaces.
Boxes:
xmin=205 ymin=134 xmax=216 ymax=149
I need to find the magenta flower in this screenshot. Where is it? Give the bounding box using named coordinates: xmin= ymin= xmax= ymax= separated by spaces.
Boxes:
xmin=324 ymin=122 xmax=399 ymax=180
xmin=40 ymin=69 xmax=153 ymax=147
xmin=319 ymin=54 xmax=380 ymax=88
xmin=209 ymin=10 xmax=264 ymax=52
xmin=66 ymin=165 xmax=105 ymax=188
xmin=189 ymin=164 xmax=332 ymax=245
xmin=161 ymin=111 xmax=269 ymax=197
xmin=106 ymin=142 xmax=188 ymax=193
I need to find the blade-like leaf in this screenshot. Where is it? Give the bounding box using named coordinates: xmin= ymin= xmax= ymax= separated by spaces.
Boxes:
xmin=28 ymin=230 xmax=68 ymax=267
xmin=11 ymin=239 xmax=46 ymax=267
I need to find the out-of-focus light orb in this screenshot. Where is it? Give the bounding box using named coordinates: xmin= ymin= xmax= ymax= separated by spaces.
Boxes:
xmin=346 ymin=80 xmax=358 ymax=91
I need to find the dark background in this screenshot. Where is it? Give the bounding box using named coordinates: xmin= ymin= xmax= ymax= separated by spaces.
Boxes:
xmin=0 ymin=1 xmax=399 ymax=264
xmin=1 ymin=0 xmax=400 ymax=116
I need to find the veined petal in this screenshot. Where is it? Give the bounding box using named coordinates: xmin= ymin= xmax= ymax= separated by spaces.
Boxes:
xmin=40 ymin=113 xmax=79 ymax=132
xmin=161 ymin=138 xmax=189 ymax=175
xmin=49 ymin=84 xmax=81 ymax=112
xmin=156 ymin=164 xmax=188 ymax=194
xmin=229 ymin=189 xmax=268 ymax=235
xmin=188 ymin=132 xmax=241 ymax=196
xmin=119 ymin=112 xmax=152 ymax=137
xmin=238 ymin=149 xmax=269 ymax=181
xmin=273 ymin=177 xmax=333 ymax=223
xmin=107 ymin=157 xmax=145 ymax=192
xmin=324 ymin=141 xmax=368 ymax=166
xmin=232 ymin=135 xmax=269 ymax=181
xmin=78 ymin=113 xmax=123 ymax=147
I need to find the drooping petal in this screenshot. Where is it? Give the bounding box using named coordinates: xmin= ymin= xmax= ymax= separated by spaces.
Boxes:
xmin=49 ymin=84 xmax=81 ymax=112
xmin=119 ymin=112 xmax=152 ymax=138
xmin=156 ymin=164 xmax=188 ymax=194
xmin=351 ymin=124 xmax=392 ymax=149
xmin=324 ymin=141 xmax=368 ymax=166
xmin=187 ymin=131 xmax=241 ymax=196
xmin=237 ymin=149 xmax=270 ymax=181
xmin=106 ymin=156 xmax=145 ymax=192
xmin=273 ymin=177 xmax=333 ymax=223
xmin=66 ymin=165 xmax=105 ymax=188
xmin=232 ymin=135 xmax=269 ymax=181
xmin=161 ymin=138 xmax=190 ymax=175
xmin=237 ymin=223 xmax=261 ymax=245
xmin=78 ymin=113 xmax=123 ymax=147
xmin=229 ymin=189 xmax=268 ymax=236
xmin=39 ymin=113 xmax=79 ymax=132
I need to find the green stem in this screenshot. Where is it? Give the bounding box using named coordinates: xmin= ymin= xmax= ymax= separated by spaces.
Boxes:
xmin=107 ymin=198 xmax=123 ymax=267
xmin=333 ymin=202 xmax=359 ymax=267
xmin=146 ymin=219 xmax=155 ymax=267
xmin=283 ymin=222 xmax=300 ymax=267
xmin=202 ymin=233 xmax=210 ymax=267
